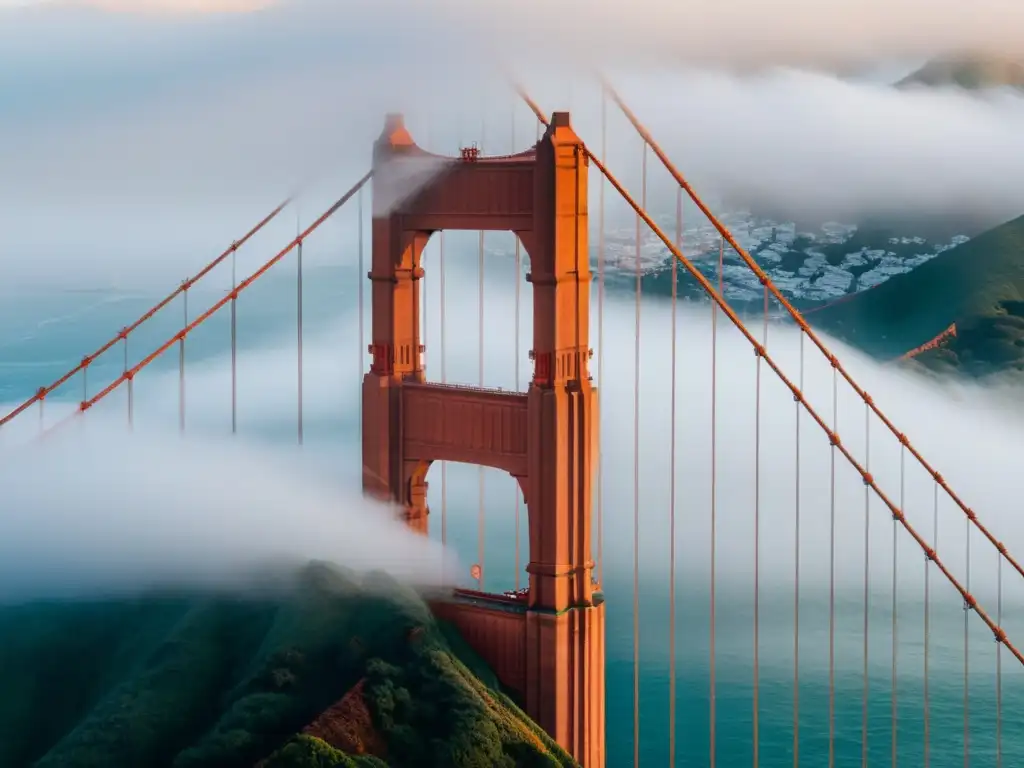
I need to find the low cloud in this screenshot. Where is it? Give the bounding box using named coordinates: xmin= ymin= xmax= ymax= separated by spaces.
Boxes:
xmin=0 ymin=416 xmax=458 ymax=603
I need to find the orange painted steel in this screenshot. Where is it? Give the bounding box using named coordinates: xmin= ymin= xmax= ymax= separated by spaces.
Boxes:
xmin=901 ymin=323 xmax=957 ymax=360
xmin=42 ymin=173 xmax=370 ymax=429
xmin=363 ymin=113 xmax=604 ymax=766
xmin=516 ymin=86 xmax=1024 ymax=668
xmin=0 ymin=197 xmax=292 ymax=430
xmin=598 ymin=82 xmax=1024 ymax=603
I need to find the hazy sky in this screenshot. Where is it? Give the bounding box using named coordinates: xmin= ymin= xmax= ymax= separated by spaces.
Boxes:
xmin=2 ymin=0 xmax=1024 ymax=288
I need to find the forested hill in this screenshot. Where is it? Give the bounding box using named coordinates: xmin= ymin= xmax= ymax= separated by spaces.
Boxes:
xmin=0 ymin=563 xmax=576 ymax=768
xmin=807 ymin=213 xmax=1024 ymax=375
xmin=896 ymin=55 xmax=1024 ymax=91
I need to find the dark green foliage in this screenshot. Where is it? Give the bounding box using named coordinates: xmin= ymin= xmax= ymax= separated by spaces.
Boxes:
xmin=0 ymin=598 xmax=180 ymax=767
xmin=351 ymin=635 xmax=577 ymax=768
xmin=34 ymin=599 xmax=266 ymax=768
xmin=263 ymin=735 xmax=387 ymax=768
xmin=435 ymin=619 xmax=501 ymax=691
xmin=0 ymin=563 xmax=580 ymax=767
xmin=809 ymin=214 xmax=1024 ymax=373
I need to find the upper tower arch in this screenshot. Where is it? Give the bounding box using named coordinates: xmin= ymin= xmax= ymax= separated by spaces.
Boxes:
xmin=366 ymin=111 xmax=591 ymax=386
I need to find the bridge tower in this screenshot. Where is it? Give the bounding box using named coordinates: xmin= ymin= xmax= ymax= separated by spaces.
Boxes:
xmin=361 ymin=112 xmax=605 ymax=766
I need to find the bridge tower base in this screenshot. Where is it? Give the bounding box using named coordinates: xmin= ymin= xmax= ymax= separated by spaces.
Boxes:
xmin=525 ymin=604 xmax=606 ymax=767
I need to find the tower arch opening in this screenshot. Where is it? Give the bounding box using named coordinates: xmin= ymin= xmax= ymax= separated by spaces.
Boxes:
xmin=413 ymin=459 xmax=530 ymax=595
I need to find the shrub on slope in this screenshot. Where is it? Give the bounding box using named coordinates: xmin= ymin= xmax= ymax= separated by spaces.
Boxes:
xmin=0 ymin=563 xmax=578 ymax=768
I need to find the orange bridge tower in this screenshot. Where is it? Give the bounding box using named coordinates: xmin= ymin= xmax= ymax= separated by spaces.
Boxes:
xmin=361 ymin=111 xmax=605 ymax=766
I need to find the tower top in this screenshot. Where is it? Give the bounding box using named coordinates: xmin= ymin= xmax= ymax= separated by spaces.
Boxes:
xmin=377 ymin=113 xmax=415 ymax=154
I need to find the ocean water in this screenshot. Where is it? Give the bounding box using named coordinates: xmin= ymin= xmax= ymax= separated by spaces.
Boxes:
xmin=2 ymin=232 xmax=1022 ymax=767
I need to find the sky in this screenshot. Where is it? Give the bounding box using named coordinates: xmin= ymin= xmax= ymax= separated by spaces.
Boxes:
xmin=1 ymin=0 xmax=1023 ymax=289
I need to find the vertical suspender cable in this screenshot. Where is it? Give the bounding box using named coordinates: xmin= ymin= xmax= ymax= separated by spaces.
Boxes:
xmin=669 ymin=184 xmax=680 ymax=768
xmin=478 ymin=228 xmax=486 ymax=590
xmin=794 ymin=330 xmax=804 ymax=765
xmin=710 ymin=234 xmax=722 ymax=768
xmin=125 ymin=334 xmax=133 ymax=429
xmin=297 ymin=214 xmax=304 ymax=446
xmin=514 ymin=232 xmax=522 ymax=590
xmin=863 ymin=401 xmax=871 ymax=766
xmin=893 ymin=443 xmax=902 ymax=764
xmin=632 ymin=142 xmax=645 ymax=768
xmin=754 ymin=281 xmax=766 ymax=768
xmin=423 ymin=230 xmax=427 ymax=379
xmin=996 ymin=551 xmax=1003 ymax=768
xmin=925 ymin=470 xmax=934 ymax=768
xmin=478 ymin=121 xmax=486 ymax=592
xmin=358 ymin=188 xmax=365 ymax=431
xmin=513 ymin=109 xmax=522 ymax=593
xmin=440 ymin=231 xmax=448 ymax=550
xmin=598 ymin=84 xmax=607 ymax=587
xmin=964 ymin=500 xmax=971 ymax=767
xmin=231 ymin=245 xmax=238 ymax=435
xmin=829 ymin=365 xmax=837 ymax=768
xmin=180 ymin=284 xmax=187 ymax=433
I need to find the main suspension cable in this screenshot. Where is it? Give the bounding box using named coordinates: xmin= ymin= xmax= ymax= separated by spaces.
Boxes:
xmin=54 ymin=174 xmax=370 ymax=435
xmin=514 ymin=85 xmax=1024 ymax=669
xmin=0 ymin=197 xmax=291 ymax=430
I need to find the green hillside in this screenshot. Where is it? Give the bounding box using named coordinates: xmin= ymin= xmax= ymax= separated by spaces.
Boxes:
xmin=0 ymin=564 xmax=576 ymax=768
xmin=807 ymin=213 xmax=1024 ymax=372
xmin=896 ymin=54 xmax=1024 ymax=90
